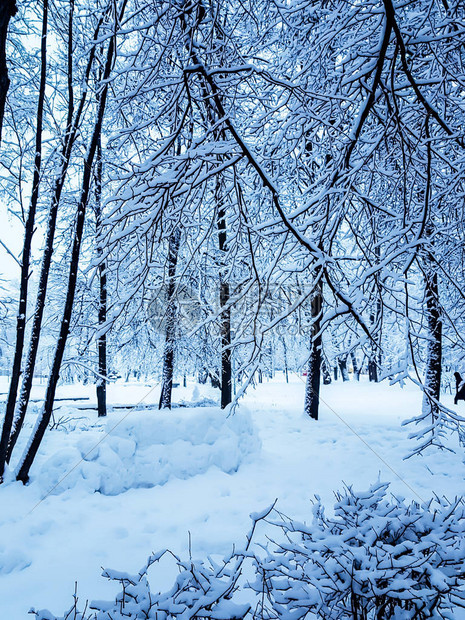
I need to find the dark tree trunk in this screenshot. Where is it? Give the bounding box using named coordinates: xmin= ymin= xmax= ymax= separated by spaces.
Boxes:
xmin=0 ymin=0 xmax=48 ymax=480
xmin=15 ymin=7 xmax=123 ymax=483
xmin=220 ymin=282 xmax=232 ymax=408
xmin=0 ymin=0 xmax=16 ymax=144
xmin=159 ymin=229 xmax=181 ymax=410
xmin=180 ymin=6 xmax=232 ymax=408
xmin=218 ymin=186 xmax=231 ymax=409
xmin=368 ymin=303 xmax=381 ymax=382
xmin=338 ymin=356 xmax=349 ymax=381
xmin=368 ymin=357 xmax=378 ymax=382
xmin=266 ymin=344 xmax=274 ymax=379
xmin=95 ymin=137 xmax=107 ymax=417
xmin=333 ymin=365 xmax=338 ymax=381
xmin=422 ymin=268 xmax=442 ymax=421
xmin=322 ymin=358 xmax=332 ymax=385
xmin=421 ymin=120 xmax=441 ymax=423
xmin=281 ymin=337 xmax=289 ymax=383
xmin=209 ymin=372 xmax=221 ymax=389
xmin=6 ymin=0 xmax=108 ymax=461
xmin=368 ymin=243 xmax=382 ymax=382
xmin=351 ymin=351 xmax=360 ymax=380
xmin=304 ymin=285 xmax=322 ymax=420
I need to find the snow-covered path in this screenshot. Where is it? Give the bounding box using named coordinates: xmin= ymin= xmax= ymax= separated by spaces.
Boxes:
xmin=0 ymin=376 xmax=464 ymax=617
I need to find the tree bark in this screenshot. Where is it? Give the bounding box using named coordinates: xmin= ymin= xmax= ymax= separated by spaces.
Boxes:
xmin=351 ymin=351 xmax=360 ymax=380
xmin=15 ymin=4 xmax=124 ymax=483
xmin=0 ymin=0 xmax=16 ymax=144
xmin=220 ymin=280 xmax=232 ymax=408
xmin=368 ymin=247 xmax=382 ymax=382
xmin=368 ymin=358 xmax=378 ymax=382
xmin=159 ymin=229 xmax=181 ymax=410
xmin=218 ymin=186 xmax=232 ymax=409
xmin=322 ymin=358 xmax=332 ymax=385
xmin=421 ymin=117 xmax=441 ymax=423
xmin=304 ymin=284 xmax=322 ymax=420
xmin=281 ymin=336 xmax=289 ymax=383
xmin=95 ymin=137 xmax=107 ymax=417
xmin=422 ymin=266 xmax=442 ymax=421
xmin=0 ymin=0 xmax=47 ymax=480
xmin=338 ymin=355 xmax=349 ymax=381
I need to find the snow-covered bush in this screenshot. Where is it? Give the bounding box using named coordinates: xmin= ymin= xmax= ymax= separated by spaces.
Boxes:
xmin=30 ymin=507 xmax=273 ymax=620
xmin=255 ymin=482 xmax=465 ymax=619
xmin=31 ymin=553 xmax=251 ymax=620
xmin=32 ymin=553 xmax=250 ymax=620
xmin=30 ymin=485 xmax=465 ymax=619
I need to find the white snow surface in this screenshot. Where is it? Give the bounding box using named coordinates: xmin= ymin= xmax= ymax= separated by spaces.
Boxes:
xmin=37 ymin=406 xmax=259 ymax=497
xmin=0 ymin=375 xmax=465 ymax=618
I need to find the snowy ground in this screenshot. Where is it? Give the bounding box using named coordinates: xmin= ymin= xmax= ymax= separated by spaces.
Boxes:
xmin=0 ymin=375 xmax=464 ymax=618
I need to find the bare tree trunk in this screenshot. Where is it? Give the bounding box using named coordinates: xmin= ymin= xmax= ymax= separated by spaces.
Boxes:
xmin=0 ymin=0 xmax=16 ymax=143
xmin=220 ymin=281 xmax=232 ymax=408
xmin=368 ymin=329 xmax=378 ymax=382
xmin=159 ymin=229 xmax=181 ymax=410
xmin=304 ymin=284 xmax=322 ymax=420
xmin=179 ymin=2 xmax=232 ymax=407
xmin=422 ymin=266 xmax=442 ymax=421
xmin=351 ymin=351 xmax=360 ymax=380
xmin=421 ymin=118 xmax=441 ymax=423
xmin=15 ymin=5 xmax=123 ymax=483
xmin=0 ymin=0 xmax=48 ymax=480
xmin=368 ymin=292 xmax=382 ymax=383
xmin=322 ymin=357 xmax=332 ymax=385
xmin=6 ymin=0 xmax=107 ymax=461
xmin=217 ymin=185 xmax=231 ymax=409
xmin=281 ymin=336 xmax=289 ymax=383
xmin=95 ymin=137 xmax=107 ymax=417
xmin=198 ymin=257 xmax=210 ymax=385
xmin=338 ymin=355 xmax=349 ymax=381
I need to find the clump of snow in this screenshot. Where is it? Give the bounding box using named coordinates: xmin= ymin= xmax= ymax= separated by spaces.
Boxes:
xmin=37 ymin=407 xmax=260 ymax=497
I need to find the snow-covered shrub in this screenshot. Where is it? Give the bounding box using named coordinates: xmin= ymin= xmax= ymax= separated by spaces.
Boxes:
xmin=255 ymin=482 xmax=465 ymax=619
xmin=31 ymin=553 xmax=251 ymax=620
xmin=30 ymin=507 xmax=273 ymax=620
xmin=30 ymin=485 xmax=465 ymax=619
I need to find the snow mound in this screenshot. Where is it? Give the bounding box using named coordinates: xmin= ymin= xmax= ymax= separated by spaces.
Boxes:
xmin=38 ymin=407 xmax=260 ymax=497
xmin=0 ymin=546 xmax=31 ymax=575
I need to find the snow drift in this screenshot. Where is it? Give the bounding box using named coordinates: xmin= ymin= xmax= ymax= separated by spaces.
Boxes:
xmin=38 ymin=406 xmax=260 ymax=496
